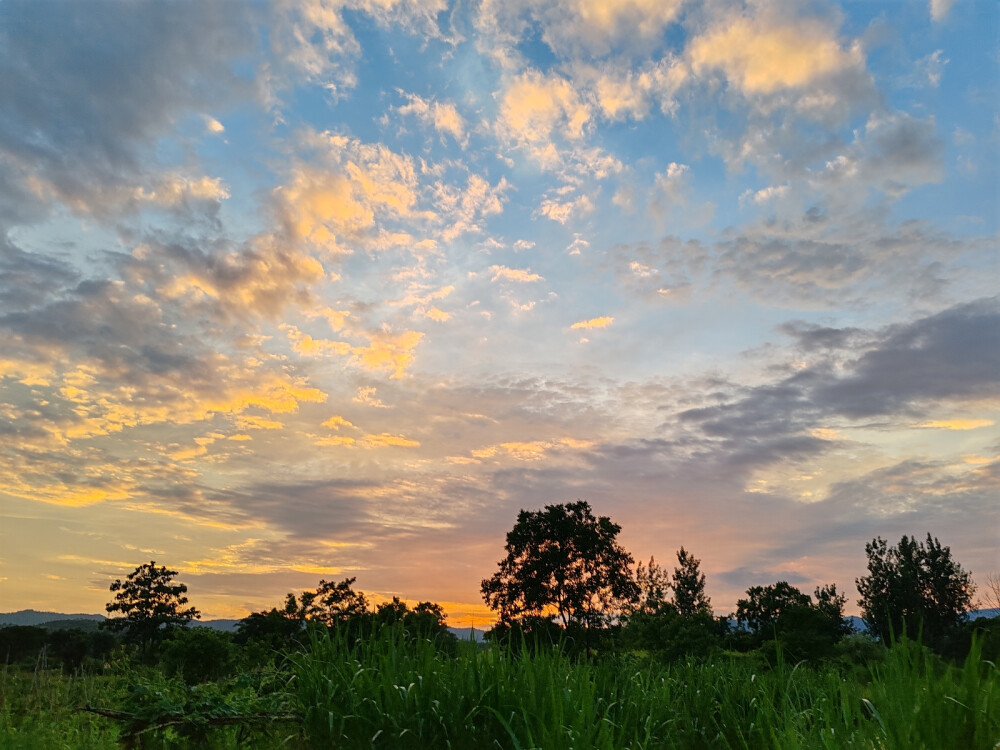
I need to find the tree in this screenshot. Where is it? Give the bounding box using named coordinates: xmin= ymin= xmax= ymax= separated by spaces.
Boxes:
xmin=672 ymin=547 xmax=711 ymax=617
xmin=299 ymin=577 xmax=369 ymax=626
xmin=634 ymin=556 xmax=671 ymax=616
xmin=481 ymin=501 xmax=639 ymax=630
xmin=735 ymin=581 xmax=810 ymax=633
xmin=734 ymin=581 xmax=849 ymax=661
xmin=104 ymin=561 xmax=199 ymax=647
xmin=856 ymin=533 xmax=975 ymax=645
xmin=981 ymin=572 xmax=1000 ymax=612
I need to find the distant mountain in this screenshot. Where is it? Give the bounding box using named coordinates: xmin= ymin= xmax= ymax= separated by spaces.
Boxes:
xmin=0 ymin=610 xmax=238 ymax=632
xmin=846 ymin=616 xmax=867 ymax=633
xmin=0 ymin=610 xmax=104 ymax=627
xmin=447 ymin=626 xmax=485 ymax=642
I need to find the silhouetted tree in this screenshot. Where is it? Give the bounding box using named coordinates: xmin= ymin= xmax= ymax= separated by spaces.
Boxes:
xmin=300 ymin=576 xmax=369 ymax=626
xmin=104 ymin=561 xmax=199 ymax=648
xmin=813 ymin=583 xmax=852 ymax=637
xmin=981 ymin=572 xmax=1000 ymax=612
xmin=735 ymin=581 xmax=849 ymax=661
xmin=672 ymin=547 xmax=711 ymax=617
xmin=736 ymin=581 xmax=810 ymax=633
xmin=634 ymin=556 xmax=671 ymax=616
xmin=856 ymin=534 xmax=975 ymax=646
xmin=481 ymin=501 xmax=639 ymax=630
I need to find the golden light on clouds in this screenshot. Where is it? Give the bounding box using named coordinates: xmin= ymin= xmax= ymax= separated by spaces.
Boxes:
xmin=918 ymin=419 xmax=995 ymax=431
xmin=489 ymin=265 xmax=544 ymax=283
xmin=570 ymin=316 xmax=614 ymax=330
xmin=1 ymin=0 xmax=996 ymax=626
xmin=688 ymin=16 xmax=862 ymax=94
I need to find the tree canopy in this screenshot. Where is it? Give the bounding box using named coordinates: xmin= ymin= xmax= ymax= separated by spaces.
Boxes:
xmin=481 ymin=500 xmax=638 ymax=629
xmin=856 ymin=533 xmax=975 ymax=644
xmin=735 ymin=581 xmax=812 ymax=633
xmin=104 ymin=561 xmax=199 ymax=646
xmin=672 ymin=547 xmax=711 ymax=618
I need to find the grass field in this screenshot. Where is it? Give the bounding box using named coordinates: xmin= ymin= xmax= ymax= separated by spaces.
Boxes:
xmin=2 ymin=632 xmax=997 ymax=748
xmin=292 ymin=630 xmax=999 ymax=749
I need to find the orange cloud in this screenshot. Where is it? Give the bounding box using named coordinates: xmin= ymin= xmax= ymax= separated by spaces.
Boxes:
xmin=918 ymin=419 xmax=995 ymax=431
xmin=490 ymin=265 xmax=543 ymax=283
xmin=688 ymin=16 xmax=863 ymax=95
xmin=570 ymin=316 xmax=614 ymax=330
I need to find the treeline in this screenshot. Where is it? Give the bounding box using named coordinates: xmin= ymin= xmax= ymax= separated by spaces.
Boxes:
xmin=2 ymin=500 xmax=995 ymax=680
xmin=479 ymin=501 xmax=992 ymax=664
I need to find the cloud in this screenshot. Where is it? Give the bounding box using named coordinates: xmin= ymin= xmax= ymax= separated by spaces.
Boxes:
xmin=432 ymin=174 xmax=510 ymax=239
xmin=811 ymin=112 xmax=944 ymax=199
xmin=275 ymin=132 xmax=426 ymax=254
xmin=0 ymin=0 xmax=256 ymax=225
xmin=570 ymin=316 xmax=614 ymax=330
xmin=126 ymin=234 xmax=325 ymax=321
xmin=678 ymin=300 xmax=1000 ymax=440
xmin=813 ymin=299 xmax=1000 ymax=417
xmin=478 ymin=0 xmax=685 ymax=60
xmin=202 ymin=115 xmax=226 ymax=134
xmin=283 ymin=324 xmax=424 ymax=379
xmin=930 ymin=0 xmax=955 ymax=23
xmin=919 ymin=419 xmax=995 ymax=431
xmin=268 ymin=0 xmax=448 ymax=101
xmin=498 ymin=70 xmax=592 ymax=166
xmin=688 ymin=10 xmax=866 ymax=96
xmin=573 ymin=57 xmax=688 ymax=121
xmin=489 ymin=265 xmax=544 ymax=283
xmin=396 ymin=92 xmax=467 ymax=146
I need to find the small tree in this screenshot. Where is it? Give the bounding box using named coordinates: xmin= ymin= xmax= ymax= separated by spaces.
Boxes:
xmin=633 ymin=556 xmax=671 ymax=616
xmin=856 ymin=533 xmax=975 ymax=645
xmin=481 ymin=501 xmax=638 ymax=630
xmin=981 ymin=572 xmax=1000 ymax=612
xmin=672 ymin=547 xmax=711 ymax=617
xmin=104 ymin=561 xmax=199 ymax=647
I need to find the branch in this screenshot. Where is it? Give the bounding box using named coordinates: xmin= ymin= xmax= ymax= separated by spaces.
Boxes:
xmin=76 ymin=705 xmax=300 ymax=737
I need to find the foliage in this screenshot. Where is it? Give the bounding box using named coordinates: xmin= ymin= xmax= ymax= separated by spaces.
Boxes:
xmin=158 ymin=628 xmax=238 ymax=685
xmin=857 ymin=533 xmax=975 ymax=647
xmin=671 ymin=547 xmax=711 ymax=617
xmin=297 ymin=576 xmax=370 ymax=626
xmin=734 ymin=581 xmax=850 ymax=661
xmin=104 ymin=562 xmax=200 ymax=648
xmin=633 ymin=556 xmax=671 ymax=615
xmin=624 ymin=606 xmax=724 ymax=661
xmin=0 ymin=625 xmax=117 ymax=673
xmin=234 ymin=608 xmax=306 ymax=660
xmin=291 ymin=625 xmax=1000 ymax=749
xmin=481 ymin=501 xmax=638 ymax=630
xmin=735 ymin=581 xmax=812 ymax=633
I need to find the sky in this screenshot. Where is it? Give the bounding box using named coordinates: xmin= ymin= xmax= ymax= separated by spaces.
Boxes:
xmin=0 ymin=0 xmax=997 ymax=627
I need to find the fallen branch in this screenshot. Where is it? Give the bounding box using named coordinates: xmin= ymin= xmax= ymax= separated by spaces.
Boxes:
xmin=76 ymin=705 xmax=300 ymax=743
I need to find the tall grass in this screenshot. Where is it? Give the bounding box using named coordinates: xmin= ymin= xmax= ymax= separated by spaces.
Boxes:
xmin=0 ymin=662 xmax=121 ymax=749
xmin=292 ymin=628 xmax=999 ymax=749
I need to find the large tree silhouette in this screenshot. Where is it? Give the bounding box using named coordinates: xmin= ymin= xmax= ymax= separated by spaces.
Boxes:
xmin=104 ymin=561 xmax=199 ymax=647
xmin=481 ymin=501 xmax=638 ymax=629
xmin=856 ymin=533 xmax=974 ymax=644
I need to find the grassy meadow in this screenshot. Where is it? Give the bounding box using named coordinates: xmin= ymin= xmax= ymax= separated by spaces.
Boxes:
xmin=2 ymin=629 xmax=997 ymax=749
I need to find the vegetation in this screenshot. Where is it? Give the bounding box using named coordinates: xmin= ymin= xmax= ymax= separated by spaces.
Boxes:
xmin=481 ymin=500 xmax=639 ymax=630
xmin=2 ymin=514 xmax=996 ymax=747
xmin=857 ymin=534 xmax=976 ymax=647
xmin=104 ymin=562 xmax=200 ymax=650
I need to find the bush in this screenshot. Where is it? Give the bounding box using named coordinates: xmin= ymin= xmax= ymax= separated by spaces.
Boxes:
xmin=158 ymin=627 xmax=237 ymax=684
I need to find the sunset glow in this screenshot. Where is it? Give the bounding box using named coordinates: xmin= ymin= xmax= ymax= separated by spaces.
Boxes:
xmin=0 ymin=0 xmax=997 ymax=627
